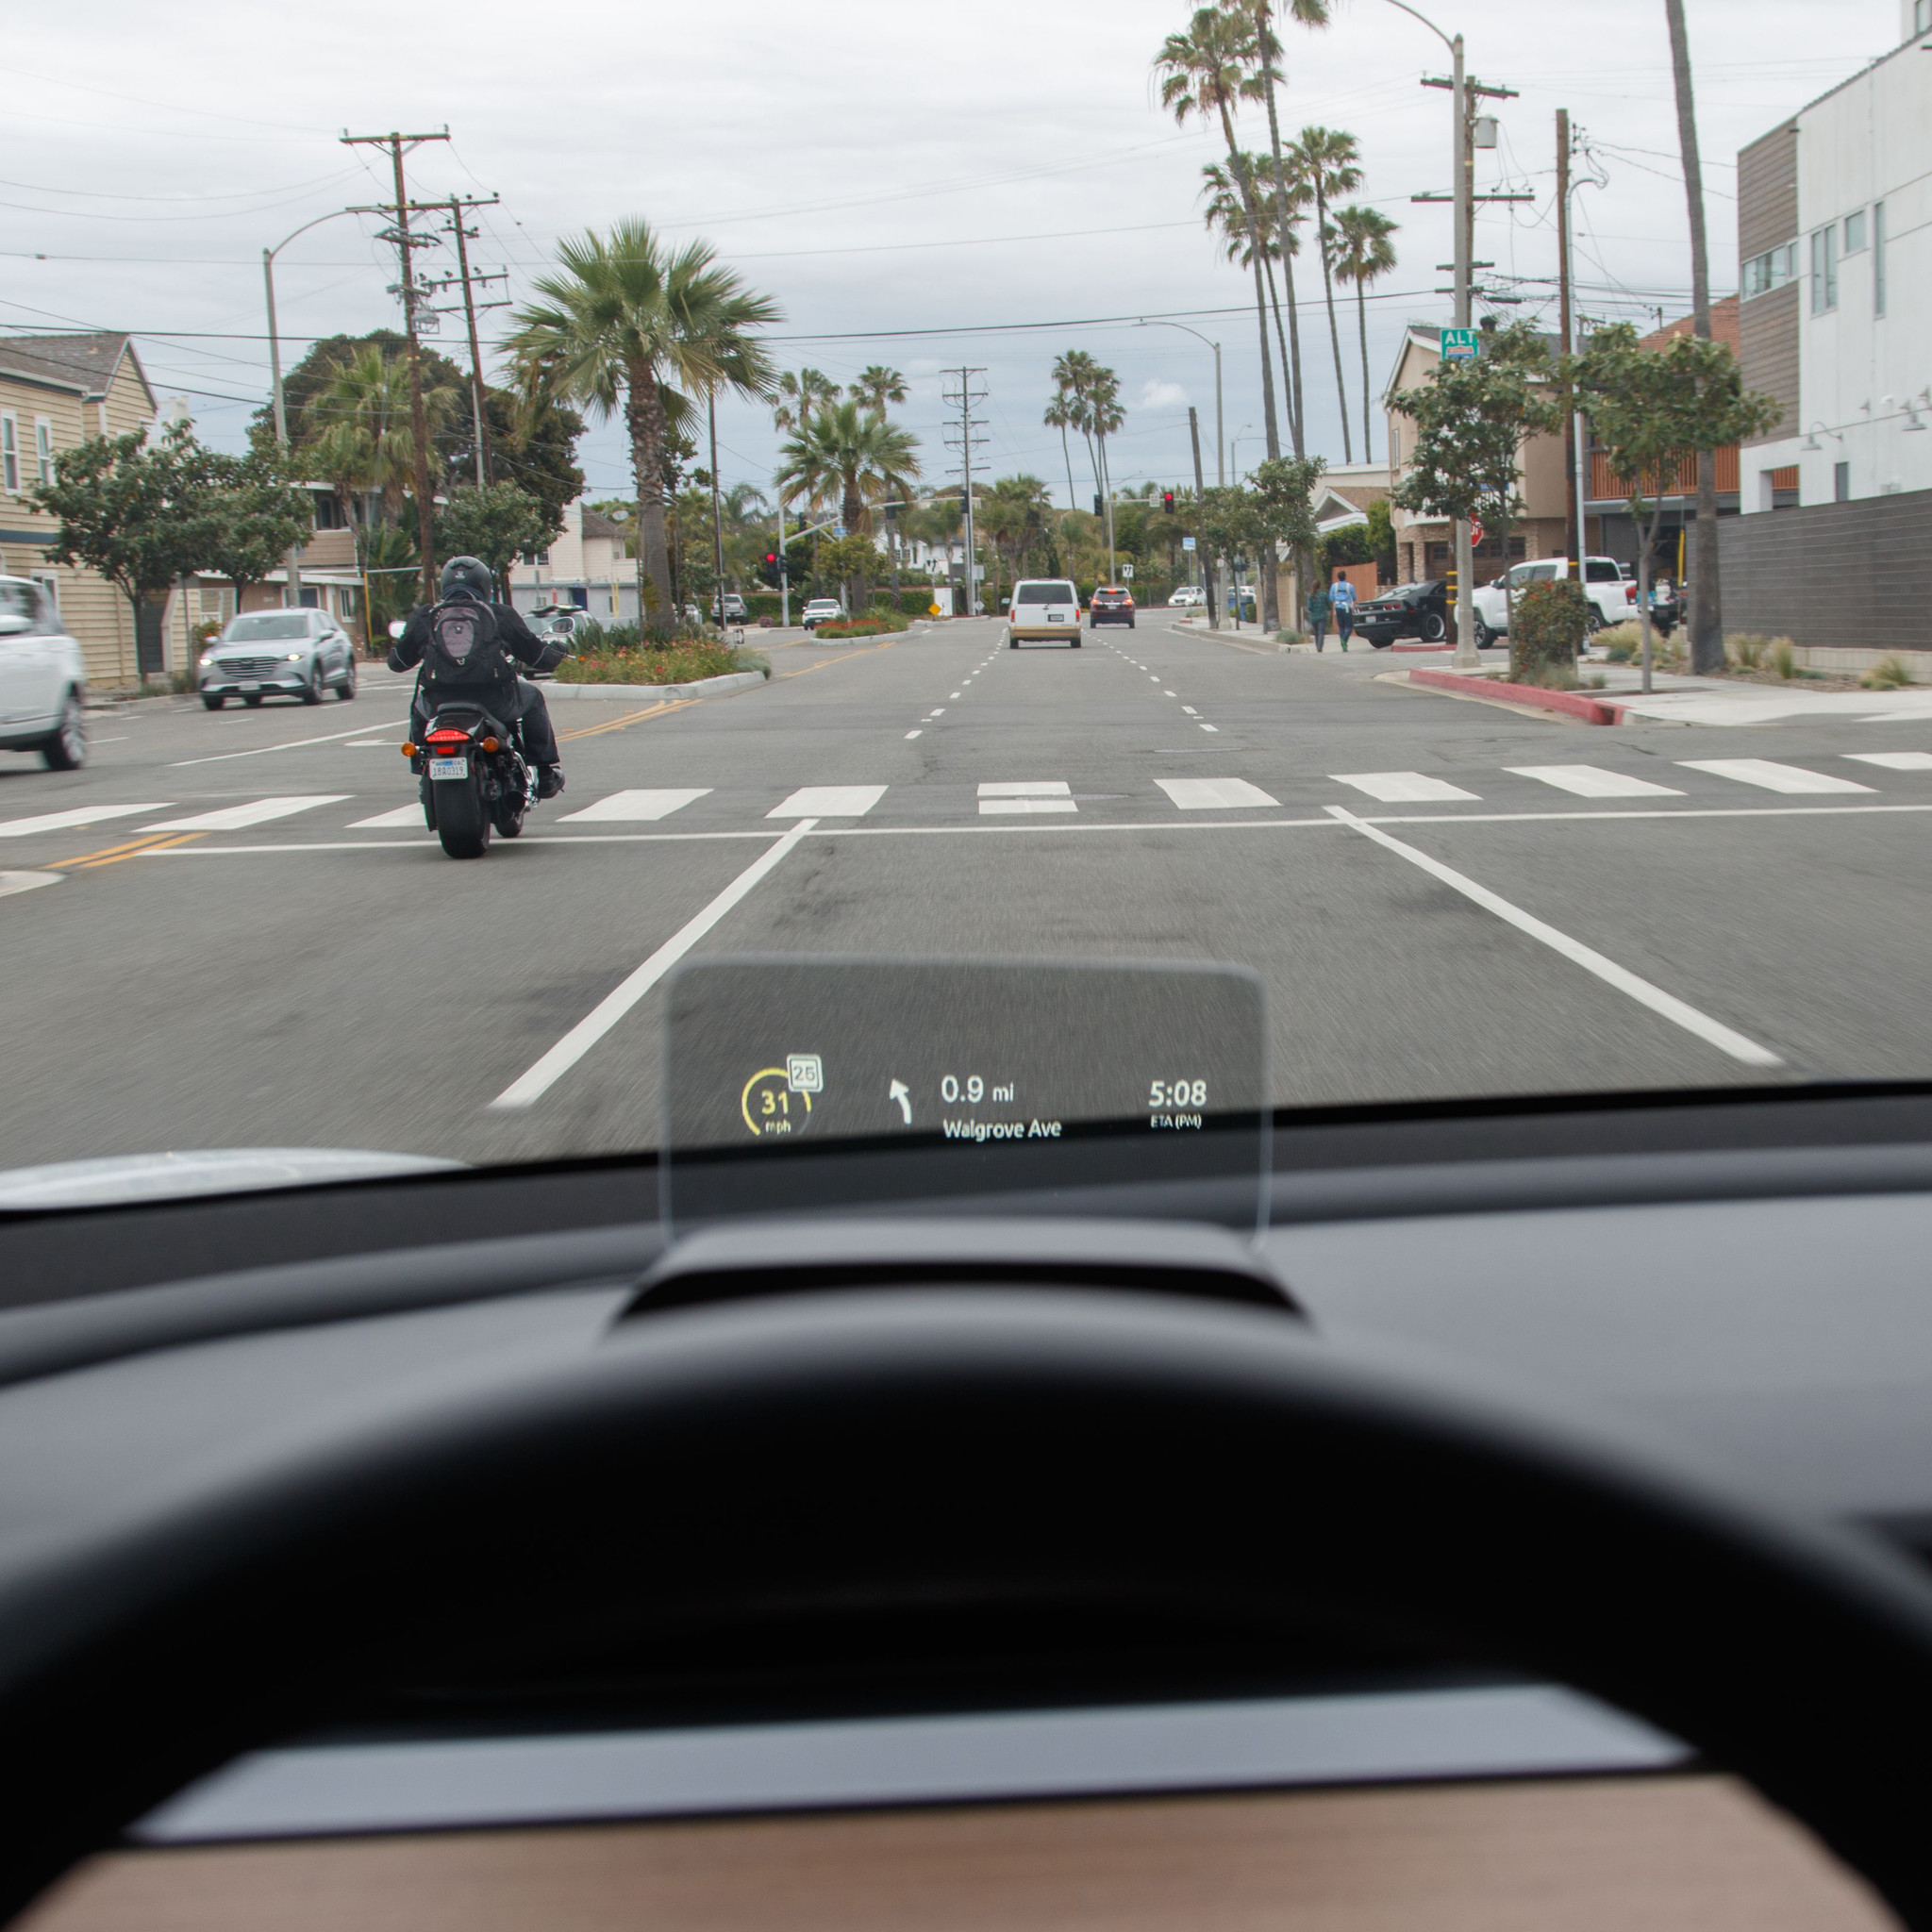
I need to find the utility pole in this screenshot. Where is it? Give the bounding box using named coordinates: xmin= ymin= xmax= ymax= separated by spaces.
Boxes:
xmin=341 ymin=128 xmax=449 ymax=608
xmin=1189 ymin=404 xmax=1218 ymax=631
xmin=428 ymin=195 xmax=508 ymax=489
xmin=708 ymin=393 xmax=726 ymax=627
xmin=776 ymin=491 xmax=791 ymax=629
xmin=1557 ymin=108 xmax=1581 ymax=571
xmin=941 ymin=367 xmax=988 ymax=618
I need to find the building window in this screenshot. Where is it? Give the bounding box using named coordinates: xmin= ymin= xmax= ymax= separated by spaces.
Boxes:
xmin=1741 ymin=241 xmax=1797 ymax=298
xmin=1843 ymin=209 xmax=1867 ymax=254
xmin=309 ymin=491 xmax=343 ymax=530
xmin=1834 ymin=460 xmax=1850 ymax=502
xmin=1811 ymin=225 xmax=1839 ymax=313
xmin=0 ymin=416 xmax=17 ymax=493
xmin=1874 ymin=201 xmax=1887 ymax=316
xmin=33 ymin=419 xmax=54 ymax=485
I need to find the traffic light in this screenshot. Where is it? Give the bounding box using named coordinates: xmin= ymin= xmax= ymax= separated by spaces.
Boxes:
xmin=1092 ymin=494 xmax=1104 ymax=517
xmin=759 ymin=551 xmax=781 ymax=587
xmin=1161 ymin=490 xmax=1176 ymax=514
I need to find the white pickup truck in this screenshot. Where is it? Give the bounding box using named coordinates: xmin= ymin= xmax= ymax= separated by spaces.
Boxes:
xmin=1470 ymin=557 xmax=1638 ymax=648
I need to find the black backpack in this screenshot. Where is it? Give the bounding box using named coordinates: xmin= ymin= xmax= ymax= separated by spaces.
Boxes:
xmin=421 ymin=593 xmax=510 ymax=688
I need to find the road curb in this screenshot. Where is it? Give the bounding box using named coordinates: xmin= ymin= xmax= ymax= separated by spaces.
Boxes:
xmin=545 ymin=670 xmax=770 ymax=703
xmin=1408 ymin=667 xmax=1626 ymax=726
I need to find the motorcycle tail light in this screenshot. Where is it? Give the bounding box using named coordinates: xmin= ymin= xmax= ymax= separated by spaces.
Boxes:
xmin=480 ymin=735 xmax=501 ymax=753
xmin=425 ymin=728 xmax=471 ymax=745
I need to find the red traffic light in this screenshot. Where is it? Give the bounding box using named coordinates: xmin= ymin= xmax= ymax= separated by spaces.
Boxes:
xmin=1161 ymin=490 xmax=1176 ymax=512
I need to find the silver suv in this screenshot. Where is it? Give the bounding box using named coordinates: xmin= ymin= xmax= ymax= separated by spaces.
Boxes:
xmin=200 ymin=609 xmax=357 ymax=708
xmin=0 ymin=575 xmax=89 ymax=770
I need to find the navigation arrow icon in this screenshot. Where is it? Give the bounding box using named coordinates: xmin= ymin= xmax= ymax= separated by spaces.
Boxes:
xmin=888 ymin=1078 xmax=912 ymax=1124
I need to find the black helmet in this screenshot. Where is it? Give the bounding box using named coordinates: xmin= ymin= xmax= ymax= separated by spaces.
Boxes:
xmin=439 ymin=556 xmax=492 ymax=601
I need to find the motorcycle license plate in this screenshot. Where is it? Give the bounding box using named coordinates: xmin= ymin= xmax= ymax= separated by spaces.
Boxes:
xmin=428 ymin=757 xmax=469 ymax=780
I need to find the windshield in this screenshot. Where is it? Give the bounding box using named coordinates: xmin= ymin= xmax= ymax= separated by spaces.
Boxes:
xmin=3 ymin=4 xmax=1925 ymax=1208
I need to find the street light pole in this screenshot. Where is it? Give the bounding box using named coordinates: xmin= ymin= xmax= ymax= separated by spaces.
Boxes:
xmin=1135 ymin=319 xmax=1224 ymax=485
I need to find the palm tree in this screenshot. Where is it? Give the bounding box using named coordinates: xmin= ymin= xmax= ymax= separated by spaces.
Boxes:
xmin=1157 ymin=8 xmax=1280 ymax=466
xmin=1230 ymin=0 xmax=1331 ymax=458
xmin=301 ymin=343 xmax=458 ymax=531
xmin=851 ymin=366 xmax=908 ymax=413
xmin=1087 ymin=365 xmax=1124 ymax=576
xmin=1042 ymin=391 xmax=1082 ymax=509
xmin=508 ymin=220 xmax=780 ymax=621
xmin=1202 ymin=156 xmax=1307 ymax=449
xmin=773 ymin=368 xmax=841 ymax=435
xmin=777 ymin=399 xmax=921 ymax=539
xmin=1328 ymin=205 xmax=1398 ymax=463
xmin=1291 ymin=125 xmax=1364 ymax=461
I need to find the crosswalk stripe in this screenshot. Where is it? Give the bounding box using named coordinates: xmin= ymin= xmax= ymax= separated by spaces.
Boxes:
xmin=348 ymin=805 xmax=425 ymax=829
xmin=1156 ymin=777 xmax=1280 ymax=810
xmin=1845 ymin=751 xmax=1932 ymax=771
xmin=979 ymin=781 xmax=1070 ymax=796
xmin=1332 ymin=771 xmax=1480 ymax=803
xmin=1678 ymin=758 xmax=1874 ymax=795
xmin=767 ymin=785 xmax=888 ymax=819
xmin=143 ymin=795 xmax=351 ymax=831
xmin=1507 ymin=765 xmax=1683 ymax=799
xmin=0 ymin=803 xmax=173 ymax=839
xmin=980 ymin=798 xmax=1077 ymax=814
xmin=558 ymin=788 xmax=712 ymax=824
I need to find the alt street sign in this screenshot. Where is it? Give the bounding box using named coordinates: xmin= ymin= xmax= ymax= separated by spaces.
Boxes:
xmin=1441 ymin=327 xmax=1479 ymax=363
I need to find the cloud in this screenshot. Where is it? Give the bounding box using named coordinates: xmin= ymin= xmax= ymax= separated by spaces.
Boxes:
xmin=1138 ymin=378 xmax=1190 ymax=410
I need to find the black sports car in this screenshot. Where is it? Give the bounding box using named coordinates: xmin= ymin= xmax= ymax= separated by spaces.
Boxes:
xmin=1354 ymin=578 xmax=1452 ymax=647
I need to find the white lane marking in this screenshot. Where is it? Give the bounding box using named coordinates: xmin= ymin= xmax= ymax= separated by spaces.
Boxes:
xmin=767 ymin=785 xmax=888 ymax=819
xmin=0 ymin=870 xmax=62 ymax=899
xmin=558 ymin=788 xmax=711 ymax=824
xmin=1324 ymin=805 xmax=1783 ymax=1069
xmin=1199 ymin=723 xmax=1219 ymax=732
xmin=144 ymin=795 xmax=350 ymax=831
xmin=950 ymin=691 xmax=962 ymax=698
xmin=348 ymin=805 xmax=424 ymax=829
xmin=1148 ymin=675 xmax=1160 ymax=682
xmin=1679 ymin=758 xmax=1874 ymax=795
xmin=0 ymin=802 xmax=173 ymax=838
xmin=1157 ymin=777 xmax=1281 ymax=810
xmin=490 ymin=819 xmax=821 ymax=1109
xmin=1163 ymin=689 xmax=1176 ymax=696
xmin=980 ymin=798 xmax=1078 ymax=815
xmin=905 ymin=729 xmax=923 ymax=739
xmin=1507 ymin=765 xmax=1684 ymax=799
xmin=926 ymin=708 xmax=945 ymax=717
xmin=1333 ymin=771 xmax=1480 ymax=803
xmin=169 ymin=720 xmax=405 ymax=767
xmin=1846 ymin=751 xmax=1932 ymax=770
xmin=343 ymin=740 xmax=396 ymax=748
xmin=979 ymin=781 xmax=1071 ymax=797
xmin=1182 ymin=707 xmax=1199 ymax=716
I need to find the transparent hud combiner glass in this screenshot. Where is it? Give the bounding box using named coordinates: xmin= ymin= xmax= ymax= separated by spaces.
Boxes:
xmin=660 ymin=957 xmax=1269 ymax=1233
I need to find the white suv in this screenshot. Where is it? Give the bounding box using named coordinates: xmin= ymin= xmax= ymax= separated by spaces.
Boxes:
xmin=1470 ymin=557 xmax=1639 ymax=648
xmin=1008 ymin=579 xmax=1082 ymax=648
xmin=0 ymin=575 xmax=89 ymax=770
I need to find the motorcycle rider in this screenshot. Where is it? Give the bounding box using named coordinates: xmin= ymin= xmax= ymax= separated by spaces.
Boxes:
xmin=391 ymin=557 xmax=568 ymax=800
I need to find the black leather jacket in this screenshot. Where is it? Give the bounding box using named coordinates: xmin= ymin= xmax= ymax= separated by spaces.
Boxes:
xmin=388 ymin=600 xmax=566 ymax=681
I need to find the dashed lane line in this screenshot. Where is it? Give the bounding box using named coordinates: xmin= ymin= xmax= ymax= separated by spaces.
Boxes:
xmin=170 ymin=719 xmax=408 ymax=768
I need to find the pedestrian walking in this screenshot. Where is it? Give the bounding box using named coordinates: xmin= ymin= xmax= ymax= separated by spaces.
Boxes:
xmin=1306 ymin=581 xmax=1331 ymax=653
xmin=1330 ymin=575 xmax=1357 ymax=651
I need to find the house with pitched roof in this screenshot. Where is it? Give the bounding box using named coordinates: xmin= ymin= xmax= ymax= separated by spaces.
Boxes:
xmin=0 ymin=332 xmax=165 ymax=688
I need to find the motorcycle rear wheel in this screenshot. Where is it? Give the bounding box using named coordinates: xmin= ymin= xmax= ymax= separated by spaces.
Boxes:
xmin=435 ymin=777 xmax=491 ymax=859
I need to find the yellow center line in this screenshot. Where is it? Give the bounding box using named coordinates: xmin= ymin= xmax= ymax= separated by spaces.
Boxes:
xmin=560 ymin=697 xmax=702 ymax=741
xmin=65 ymin=831 xmax=206 ymax=870
xmin=775 ymin=637 xmax=902 ymax=680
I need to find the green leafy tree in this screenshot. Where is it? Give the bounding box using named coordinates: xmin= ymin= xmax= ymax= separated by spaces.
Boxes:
xmin=1391 ymin=322 xmax=1565 ymax=650
xmin=205 ymin=445 xmax=314 ymax=619
xmin=301 ymin=343 xmax=459 ymax=530
xmin=434 ymin=482 xmax=556 ymax=596
xmin=815 ymin=531 xmax=886 ymax=608
xmin=361 ymin=523 xmax=420 ymax=641
xmin=29 ymin=421 xmax=225 ymax=683
xmin=1363 ymin=495 xmax=1396 ymax=582
xmin=1574 ymin=322 xmax=1781 ymax=690
xmin=1329 ymin=205 xmax=1400 ymax=462
xmin=1250 ymin=453 xmax=1326 ymax=623
xmin=508 ymin=218 xmax=780 ymax=622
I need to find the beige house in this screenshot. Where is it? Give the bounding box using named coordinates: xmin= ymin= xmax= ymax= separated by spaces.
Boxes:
xmin=1384 ymin=323 xmax=1568 ymax=585
xmin=0 ymin=332 xmax=167 ymax=689
xmin=508 ymin=500 xmax=635 ymax=619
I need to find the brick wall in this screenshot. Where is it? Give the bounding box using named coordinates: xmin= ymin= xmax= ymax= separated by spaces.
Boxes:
xmin=1718 ymin=489 xmax=1932 ymax=650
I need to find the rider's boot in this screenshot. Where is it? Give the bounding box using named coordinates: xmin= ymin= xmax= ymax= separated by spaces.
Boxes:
xmin=537 ymin=765 xmax=565 ymax=801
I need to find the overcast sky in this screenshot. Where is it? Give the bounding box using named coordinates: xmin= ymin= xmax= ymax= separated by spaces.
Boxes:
xmin=2 ymin=0 xmax=1898 ymax=511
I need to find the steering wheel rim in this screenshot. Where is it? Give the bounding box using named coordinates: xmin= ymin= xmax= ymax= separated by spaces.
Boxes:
xmin=2 ymin=1288 xmax=1930 ymax=1925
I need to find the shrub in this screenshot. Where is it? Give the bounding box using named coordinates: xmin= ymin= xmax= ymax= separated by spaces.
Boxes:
xmin=1726 ymin=632 xmax=1772 ymax=672
xmin=1598 ymin=624 xmax=1641 ymax=662
xmin=1773 ymin=638 xmax=1800 ymax=680
xmin=1510 ymin=579 xmax=1590 ymax=684
xmin=1861 ymin=653 xmax=1918 ymax=690
xmin=816 ymin=610 xmax=912 ymax=640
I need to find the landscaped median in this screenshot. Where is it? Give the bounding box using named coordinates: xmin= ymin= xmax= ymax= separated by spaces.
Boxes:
xmin=545 ymin=639 xmax=772 ymax=704
xmin=1407 ymin=666 xmax=1626 ymax=725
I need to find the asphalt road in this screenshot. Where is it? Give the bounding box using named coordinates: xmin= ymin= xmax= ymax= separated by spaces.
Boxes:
xmin=2 ymin=615 xmax=1929 ymax=1172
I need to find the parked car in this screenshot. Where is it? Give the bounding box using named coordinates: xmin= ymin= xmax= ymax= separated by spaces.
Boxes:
xmin=719 ymin=593 xmax=747 ymax=625
xmin=1166 ymin=585 xmax=1205 ymax=608
xmin=800 ymin=599 xmax=846 ymax=632
xmin=1008 ymin=579 xmax=1082 ymax=648
xmin=1089 ymin=586 xmax=1136 ymax=628
xmin=1354 ymin=579 xmax=1452 ymax=647
xmin=0 ymin=575 xmax=88 ymax=770
xmin=198 ymin=608 xmax=356 ymax=708
xmin=1469 ymin=557 xmax=1640 ymax=648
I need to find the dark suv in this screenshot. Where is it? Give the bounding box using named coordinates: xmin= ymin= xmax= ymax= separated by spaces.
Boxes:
xmin=1353 ymin=578 xmax=1452 ymax=647
xmin=1089 ymin=586 xmax=1136 ymax=628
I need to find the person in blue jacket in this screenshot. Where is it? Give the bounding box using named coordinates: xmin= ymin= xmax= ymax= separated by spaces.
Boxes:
xmin=1329 ymin=575 xmax=1358 ymax=651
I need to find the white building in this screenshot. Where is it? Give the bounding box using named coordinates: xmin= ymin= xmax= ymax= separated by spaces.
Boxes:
xmin=507 ymin=500 xmax=632 ymax=618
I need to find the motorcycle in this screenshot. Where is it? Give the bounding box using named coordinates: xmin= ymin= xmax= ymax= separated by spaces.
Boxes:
xmin=408 ymin=701 xmax=530 ymax=859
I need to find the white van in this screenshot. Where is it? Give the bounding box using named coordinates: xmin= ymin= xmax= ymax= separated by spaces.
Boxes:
xmin=1008 ymin=579 xmax=1082 ymax=648
xmin=1470 ymin=558 xmax=1639 ymax=648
